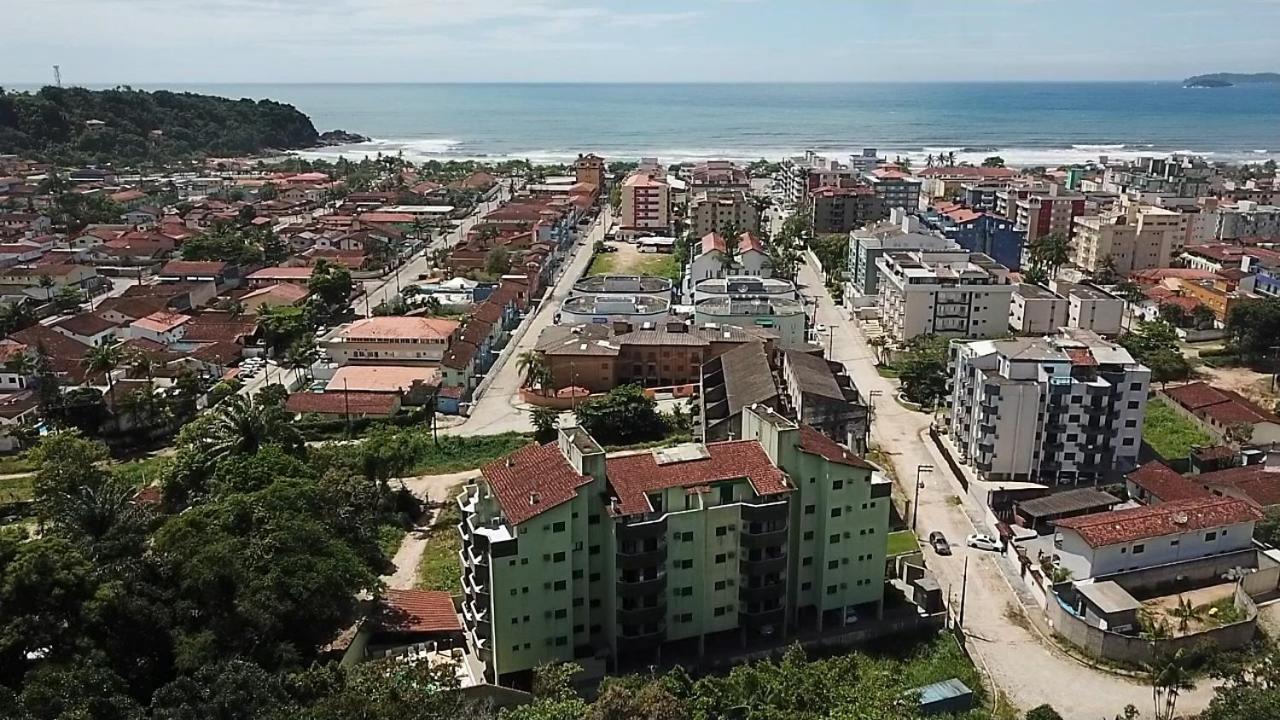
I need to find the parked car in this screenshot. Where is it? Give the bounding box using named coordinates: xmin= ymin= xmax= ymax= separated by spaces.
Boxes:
xmin=928 ymin=531 xmax=951 ymax=555
xmin=966 ymin=533 xmax=1001 ymax=552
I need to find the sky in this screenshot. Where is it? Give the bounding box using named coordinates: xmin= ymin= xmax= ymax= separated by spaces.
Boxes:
xmin=3 ymin=0 xmax=1280 ymax=84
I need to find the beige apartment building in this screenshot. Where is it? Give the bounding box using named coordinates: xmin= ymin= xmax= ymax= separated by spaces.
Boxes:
xmin=1071 ymin=203 xmax=1186 ymax=274
xmin=620 ymin=171 xmax=671 ymax=236
xmin=876 ymin=250 xmax=1015 ymax=344
xmin=690 ymin=190 xmax=760 ymax=238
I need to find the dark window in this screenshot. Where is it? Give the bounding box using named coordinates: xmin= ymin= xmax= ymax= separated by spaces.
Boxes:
xmin=553 ymin=552 xmax=566 ymax=562
xmin=826 ymin=585 xmax=838 ymax=595
xmin=804 ymin=504 xmax=816 ymax=515
xmin=832 ymin=480 xmax=844 ymax=490
xmin=715 ymin=526 xmax=728 ymax=537
xmin=829 ymin=534 xmax=840 ymax=544
xmin=589 ymin=572 xmax=600 ymax=582
xmin=589 ymin=545 xmax=600 ymax=556
xmin=553 ymin=580 xmax=566 ymax=591
xmin=714 ymin=580 xmax=726 ymax=591
xmin=554 ymin=609 xmax=567 ymax=619
xmin=827 ymin=560 xmax=839 ymax=570
xmin=803 ymin=531 xmax=814 ymax=540
xmin=831 ymin=508 xmax=842 ymax=518
xmin=715 ymin=553 xmax=727 ymax=564
xmin=552 ymin=522 xmax=566 ymax=533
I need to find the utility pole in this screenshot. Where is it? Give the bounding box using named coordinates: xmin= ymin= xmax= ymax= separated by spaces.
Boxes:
xmin=959 ymin=556 xmax=970 ymax=629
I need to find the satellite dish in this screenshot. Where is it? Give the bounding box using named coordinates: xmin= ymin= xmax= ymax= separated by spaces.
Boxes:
xmin=1172 ymin=511 xmax=1189 ymax=525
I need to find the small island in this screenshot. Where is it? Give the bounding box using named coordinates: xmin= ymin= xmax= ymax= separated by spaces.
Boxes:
xmin=1183 ymin=72 xmax=1280 ymax=88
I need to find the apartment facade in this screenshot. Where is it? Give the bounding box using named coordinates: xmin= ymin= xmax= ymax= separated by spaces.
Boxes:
xmin=875 ymin=250 xmax=1014 ymax=344
xmin=689 ymin=190 xmax=760 ymax=239
xmin=808 ymin=185 xmax=886 ymax=234
xmin=1217 ymin=201 xmax=1280 ymax=241
xmin=948 ymin=331 xmax=1150 ymax=485
xmin=321 ymin=316 xmax=460 ymax=365
xmin=457 ymin=407 xmax=891 ymax=686
xmin=865 ymin=168 xmax=922 ymax=211
xmin=1009 ymin=283 xmax=1067 ymax=336
xmin=844 ymin=212 xmax=958 ymax=307
xmin=1015 ymin=187 xmax=1086 ymax=243
xmin=1071 ymin=203 xmax=1185 ymax=274
xmin=620 ymin=171 xmax=671 ymax=235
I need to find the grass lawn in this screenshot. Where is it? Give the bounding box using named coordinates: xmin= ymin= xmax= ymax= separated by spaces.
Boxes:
xmin=586 ymin=253 xmax=617 ymax=276
xmin=1143 ymin=399 xmax=1213 ymax=461
xmin=112 ymin=455 xmax=173 ymax=487
xmin=0 ymin=454 xmax=36 ymax=476
xmin=886 ymin=529 xmax=918 ymax=556
xmin=633 ymin=253 xmax=680 ymax=281
xmin=0 ymin=473 xmax=33 ymax=504
xmin=416 ymin=500 xmax=462 ymax=595
xmin=378 ymin=524 xmax=407 ymax=563
xmin=405 ymin=433 xmax=532 ymax=475
xmin=875 ymin=364 xmax=901 ymax=379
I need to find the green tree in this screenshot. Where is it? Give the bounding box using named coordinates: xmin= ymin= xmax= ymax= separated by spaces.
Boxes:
xmin=308 ymin=259 xmax=354 ymax=320
xmin=1148 ymin=652 xmax=1196 ymax=720
xmin=1119 ymin=320 xmax=1186 ymax=379
xmin=1024 ymin=232 xmax=1070 ymax=284
xmin=897 ymin=335 xmax=950 ymax=408
xmin=1145 ymin=348 xmax=1192 ymax=387
xmin=51 ymin=284 xmax=84 ymax=312
xmin=530 ymin=406 xmax=559 ymax=443
xmin=284 ymin=335 xmax=320 ymax=383
xmin=981 ymin=156 xmax=1006 ymax=168
xmin=485 ymin=246 xmax=512 ymax=276
xmin=1159 ymin=302 xmax=1190 ymax=327
xmin=1225 ymin=297 xmax=1280 ymax=361
xmin=28 ymin=430 xmax=111 ymax=518
xmin=150 ymin=660 xmax=289 ymax=720
xmin=517 ymin=350 xmax=553 ymax=390
xmin=81 ymin=343 xmax=124 ymax=400
xmin=195 ymin=393 xmax=304 ymax=461
xmin=574 ymin=384 xmax=666 ymax=444
xmin=1024 ymin=705 xmax=1064 ymax=720
xmin=17 ymin=658 xmax=144 ymax=720
xmin=256 ymin=304 xmax=310 ymax=354
xmin=255 ymin=382 xmax=290 ymax=408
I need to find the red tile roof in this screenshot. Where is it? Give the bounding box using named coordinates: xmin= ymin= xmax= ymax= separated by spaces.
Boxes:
xmin=1055 ymin=497 xmax=1261 ymax=548
xmin=1126 ymin=461 xmax=1210 ymax=503
xmin=160 ymin=260 xmax=227 ymax=276
xmin=604 ymin=440 xmax=790 ymax=516
xmin=1163 ymin=382 xmax=1225 ymax=410
xmin=481 ymin=442 xmax=587 ymax=525
xmin=918 ymin=166 xmax=1016 ymax=179
xmin=284 ymin=391 xmax=399 ymax=417
xmin=1164 ymin=382 xmax=1280 ymax=426
xmin=1197 ymin=466 xmax=1280 ymax=508
xmin=798 ymin=425 xmax=875 ymax=470
xmin=377 ymin=589 xmax=462 ymax=634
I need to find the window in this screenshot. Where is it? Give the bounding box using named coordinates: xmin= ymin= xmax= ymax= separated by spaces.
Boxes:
xmin=1122 ymin=438 xmax=1135 ymax=446
xmin=1170 ymin=539 xmax=1180 ymax=547
xmin=588 ymin=515 xmax=600 ymax=525
xmin=827 ymin=560 xmax=839 ymax=570
xmin=715 ymin=553 xmax=727 ymax=564
xmin=552 ymin=522 xmax=566 ymax=533
xmin=681 ymin=532 xmax=694 ymax=542
xmin=833 ymin=480 xmax=844 ymax=490
xmin=803 ymin=531 xmax=814 ymax=541
xmin=801 ymin=582 xmax=812 ymax=591
xmin=716 ymin=526 xmax=728 ymax=537
xmin=805 ymin=504 xmax=816 ymax=515
xmin=826 ymin=585 xmax=838 ymax=595
xmin=573 ymin=624 xmax=584 ymax=634
xmin=714 ymin=580 xmax=726 ymax=591
xmin=714 ymin=606 xmax=727 ymax=617
xmin=554 ymin=609 xmax=567 ymax=619
xmin=572 ymin=569 xmax=583 ymax=579
xmin=831 ymin=508 xmax=843 ymax=518
xmin=679 ymin=559 xmax=693 ymax=569
xmin=521 ymin=558 xmax=529 ymax=565
xmin=802 ymin=556 xmax=813 ymax=567
xmin=554 ymin=636 xmax=568 ymax=647
xmin=1133 ymin=544 xmax=1145 ymax=554
xmin=1128 ymin=401 xmax=1140 ymax=410
xmin=590 ymin=599 xmax=601 ymax=609
xmin=1205 ymin=531 xmax=1217 ymax=541
xmin=677 ymin=613 xmax=693 ymax=623
xmin=553 ymin=552 xmax=566 ymax=563
xmin=589 ymin=545 xmax=600 ymax=556
xmin=1130 ymin=382 xmax=1143 ymax=391
xmin=573 ymin=597 xmax=584 ymax=607
xmin=590 ymin=623 xmax=602 ymax=633
xmin=589 ymin=572 xmax=601 ymax=582
xmin=678 ymin=586 xmax=693 ymax=597
xmin=1124 ymin=419 xmax=1138 ymax=428
xmin=830 ymin=534 xmax=840 ymax=544
xmin=553 ymin=580 xmax=567 ymax=591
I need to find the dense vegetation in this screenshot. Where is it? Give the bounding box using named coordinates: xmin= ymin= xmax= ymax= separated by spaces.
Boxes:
xmin=0 ymin=86 xmax=319 ymax=165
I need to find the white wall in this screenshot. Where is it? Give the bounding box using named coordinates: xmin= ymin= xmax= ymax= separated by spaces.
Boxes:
xmin=1057 ymin=521 xmax=1257 ymax=579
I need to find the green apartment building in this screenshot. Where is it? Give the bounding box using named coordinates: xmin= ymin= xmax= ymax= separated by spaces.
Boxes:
xmin=457 ymin=404 xmax=891 ymax=687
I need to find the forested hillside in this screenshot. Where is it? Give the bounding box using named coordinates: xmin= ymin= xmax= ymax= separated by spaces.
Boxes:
xmin=0 ymin=86 xmax=319 ymax=165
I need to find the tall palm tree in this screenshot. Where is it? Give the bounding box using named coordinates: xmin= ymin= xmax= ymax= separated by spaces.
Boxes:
xmin=127 ymin=350 xmax=156 ymax=383
xmin=925 ymin=154 xmax=936 ymax=168
xmin=1148 ymin=652 xmax=1195 ymax=720
xmin=82 ymin=344 xmax=123 ymax=399
xmin=285 ymin=335 xmax=320 ymax=384
xmin=37 ymin=275 xmax=55 ymax=303
xmin=203 ymin=393 xmax=304 ymax=460
xmin=947 ymin=151 xmax=957 ymax=167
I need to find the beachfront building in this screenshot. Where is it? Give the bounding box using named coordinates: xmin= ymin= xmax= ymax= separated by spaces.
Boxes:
xmin=865 ymin=167 xmax=922 ymax=211
xmin=689 ymin=160 xmax=751 ymax=193
xmin=781 ymin=152 xmax=858 ymax=208
xmin=843 ymin=211 xmax=958 ymax=309
xmin=456 ymin=405 xmax=891 ymax=686
xmin=1013 ymin=186 xmax=1086 ymax=243
xmin=573 ymin=153 xmax=606 ymax=192
xmin=687 ymin=231 xmax=770 ymax=294
xmin=948 ymin=330 xmax=1150 ymax=485
xmin=620 ymin=170 xmax=671 ymax=237
xmin=689 ymin=190 xmax=761 ymax=239
xmin=1217 ymin=201 xmax=1280 ymax=241
xmin=1071 ymin=203 xmax=1186 ymax=275
xmin=876 ymin=250 xmax=1014 ymax=344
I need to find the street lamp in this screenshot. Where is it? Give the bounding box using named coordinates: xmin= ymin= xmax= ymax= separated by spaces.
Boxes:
xmin=911 ymin=464 xmax=934 ymax=533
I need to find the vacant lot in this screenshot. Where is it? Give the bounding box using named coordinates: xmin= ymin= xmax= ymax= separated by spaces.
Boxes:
xmin=1143 ymin=399 xmax=1212 ymax=461
xmin=588 ymin=241 xmax=679 ymax=280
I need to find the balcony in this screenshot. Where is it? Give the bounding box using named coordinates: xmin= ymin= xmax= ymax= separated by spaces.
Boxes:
xmin=617 ymin=517 xmax=668 ymax=542
xmin=617 ymin=572 xmax=667 ymax=596
xmin=740 ymin=554 xmax=788 ymax=575
xmin=741 ymin=500 xmax=789 ymax=524
xmin=616 ymin=544 xmax=668 ymax=571
xmin=617 ymin=624 xmax=666 ymax=652
xmin=739 ymin=580 xmax=787 ymax=604
xmin=739 ymin=606 xmax=786 ymax=628
xmin=740 ymin=526 xmax=789 ymax=550
xmin=616 ymin=604 xmax=667 ymax=626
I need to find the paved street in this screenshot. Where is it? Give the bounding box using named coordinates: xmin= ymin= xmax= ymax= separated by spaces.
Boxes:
xmin=357 ymin=183 xmax=515 ymax=313
xmin=443 ymin=207 xmax=612 ymax=436
xmin=797 ymin=256 xmax=1216 ymax=717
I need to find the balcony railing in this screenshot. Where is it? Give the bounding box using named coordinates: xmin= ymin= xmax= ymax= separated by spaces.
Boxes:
xmin=741 ymin=527 xmax=788 ymax=549
xmin=616 ymin=572 xmax=667 ymax=596
xmin=616 ymin=604 xmax=666 ymax=626
xmin=739 ymin=580 xmax=787 ymax=604
xmin=616 ymin=545 xmax=668 ymax=571
xmin=740 ymin=554 xmax=788 ymax=575
xmin=741 ymin=500 xmax=789 ymax=524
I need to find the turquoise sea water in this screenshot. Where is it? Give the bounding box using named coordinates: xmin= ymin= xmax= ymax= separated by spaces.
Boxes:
xmin=60 ymin=82 xmax=1280 ymax=165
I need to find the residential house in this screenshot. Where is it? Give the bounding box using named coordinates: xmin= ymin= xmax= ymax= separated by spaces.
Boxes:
xmin=130 ymin=311 xmax=191 ymax=345
xmin=322 ymin=316 xmax=460 ymax=365
xmin=52 ymin=313 xmax=123 ymax=348
xmin=1160 ymin=382 xmax=1280 ymax=446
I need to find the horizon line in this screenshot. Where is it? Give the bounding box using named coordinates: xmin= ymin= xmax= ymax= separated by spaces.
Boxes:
xmin=1 ymin=79 xmax=1203 ymax=87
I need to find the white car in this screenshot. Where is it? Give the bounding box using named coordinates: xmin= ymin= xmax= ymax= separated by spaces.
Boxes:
xmin=966 ymin=533 xmax=1001 ymax=552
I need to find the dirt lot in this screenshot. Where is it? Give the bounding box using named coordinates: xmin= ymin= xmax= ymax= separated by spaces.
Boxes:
xmin=1195 ymin=364 xmax=1279 ymax=409
xmin=588 ymin=240 xmax=678 ymax=279
xmin=1141 ymin=582 xmax=1239 ymax=636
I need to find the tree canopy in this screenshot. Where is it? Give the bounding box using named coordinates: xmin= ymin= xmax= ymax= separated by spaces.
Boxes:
xmin=898 ymin=335 xmax=951 ymax=408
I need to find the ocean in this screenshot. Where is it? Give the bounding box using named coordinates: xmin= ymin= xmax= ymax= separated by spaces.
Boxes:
xmin=54 ymin=82 xmax=1280 ymax=167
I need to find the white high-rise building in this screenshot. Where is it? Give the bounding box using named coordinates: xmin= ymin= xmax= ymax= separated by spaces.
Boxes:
xmin=948 ymin=330 xmax=1150 ymax=485
xmin=876 ymin=250 xmax=1014 ymax=344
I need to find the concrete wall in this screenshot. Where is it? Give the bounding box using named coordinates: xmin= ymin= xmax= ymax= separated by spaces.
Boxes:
xmin=1047 ymin=582 xmax=1258 ymax=666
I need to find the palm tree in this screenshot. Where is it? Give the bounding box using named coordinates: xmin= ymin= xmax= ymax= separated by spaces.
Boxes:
xmin=516 ymin=350 xmax=552 ymax=390
xmin=127 ymin=350 xmax=156 ymax=383
xmin=285 ymin=335 xmax=320 ymax=384
xmin=925 ymin=154 xmax=936 ymax=168
xmin=1148 ymin=652 xmax=1195 ymax=720
xmin=423 ymin=296 xmax=443 ymax=316
xmin=37 ymin=275 xmax=56 ymax=303
xmin=81 ymin=344 xmax=123 ymax=399
xmin=946 ymin=151 xmax=957 ymax=167
xmin=203 ymin=393 xmax=304 ymax=460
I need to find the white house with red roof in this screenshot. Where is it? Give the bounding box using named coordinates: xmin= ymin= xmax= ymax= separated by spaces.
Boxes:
xmin=1053 ymin=496 xmax=1261 ymax=579
xmin=688 ymin=231 xmax=769 ymax=289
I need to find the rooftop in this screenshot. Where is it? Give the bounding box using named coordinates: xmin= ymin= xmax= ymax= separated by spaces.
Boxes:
xmin=376 ymin=589 xmax=462 ymax=635
xmin=284 ymin=391 xmax=400 ymax=417
xmin=1015 ymin=488 xmax=1120 ymax=519
xmin=1055 ymin=497 xmax=1262 ymax=548
xmin=1126 ymin=461 xmax=1211 ymax=503
xmin=336 ymin=316 xmax=460 ymax=342
xmin=604 ymin=440 xmax=790 ymax=516
xmin=695 ymin=296 xmax=804 ymax=317
xmin=481 ymin=442 xmax=591 ymax=525
xmin=572 ymin=274 xmax=672 ymax=294
xmin=561 ymin=294 xmax=669 ymax=317
xmin=1197 ymin=465 xmax=1280 ymax=508
xmin=328 ymin=364 xmax=441 ymax=394
xmin=798 ymin=424 xmax=876 ymax=469
xmin=132 ymin=311 xmax=192 ymax=334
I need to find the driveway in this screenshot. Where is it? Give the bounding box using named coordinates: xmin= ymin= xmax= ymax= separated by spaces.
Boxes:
xmin=798 ymin=257 xmax=1218 ymax=717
